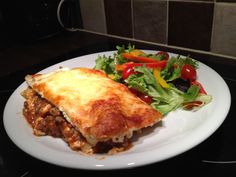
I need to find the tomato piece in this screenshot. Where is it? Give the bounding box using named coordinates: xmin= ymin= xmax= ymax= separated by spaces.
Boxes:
xmin=191 ymin=81 xmax=207 ymax=94
xmin=129 ymin=88 xmax=139 ymax=96
xmin=128 ymin=88 xmax=152 ymax=104
xmin=156 ymin=51 xmax=169 ymax=60
xmin=138 ymin=94 xmax=153 ymax=104
xmin=181 ymin=64 xmax=197 ymax=82
xmin=122 ymin=66 xmax=136 ymax=80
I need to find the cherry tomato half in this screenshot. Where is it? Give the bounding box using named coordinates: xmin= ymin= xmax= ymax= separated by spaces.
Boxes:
xmin=122 ymin=66 xmax=136 ymax=80
xmin=138 ymin=94 xmax=153 ymax=104
xmin=129 ymin=88 xmax=153 ymax=104
xmin=181 ymin=64 xmax=197 ymax=82
xmin=191 ymin=81 xmax=207 ymax=94
xmin=129 ymin=88 xmax=139 ymax=96
xmin=156 ymin=51 xmax=169 ymax=60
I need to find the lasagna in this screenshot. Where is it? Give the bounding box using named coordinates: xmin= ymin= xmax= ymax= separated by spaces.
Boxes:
xmin=22 ymin=67 xmax=162 ymax=154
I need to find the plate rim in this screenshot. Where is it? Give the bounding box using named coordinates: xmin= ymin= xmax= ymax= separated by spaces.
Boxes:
xmin=3 ymin=50 xmax=231 ymax=170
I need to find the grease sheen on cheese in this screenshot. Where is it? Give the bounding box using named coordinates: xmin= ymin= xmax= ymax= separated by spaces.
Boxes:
xmin=25 ymin=67 xmax=163 ymax=146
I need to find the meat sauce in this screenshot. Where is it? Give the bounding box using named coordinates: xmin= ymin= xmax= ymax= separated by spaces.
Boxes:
xmin=21 ymin=88 xmax=131 ymax=154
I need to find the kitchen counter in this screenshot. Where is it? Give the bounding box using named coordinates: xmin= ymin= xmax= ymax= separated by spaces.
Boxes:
xmin=0 ymin=31 xmax=236 ymax=177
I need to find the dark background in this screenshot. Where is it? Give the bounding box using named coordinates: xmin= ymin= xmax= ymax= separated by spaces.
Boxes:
xmin=0 ymin=0 xmax=236 ymax=176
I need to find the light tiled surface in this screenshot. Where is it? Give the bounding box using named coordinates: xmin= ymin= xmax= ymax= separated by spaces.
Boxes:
xmin=79 ymin=0 xmax=107 ymax=33
xmin=77 ymin=0 xmax=236 ymax=58
xmin=133 ymin=0 xmax=167 ymax=44
xmin=216 ymin=0 xmax=236 ymax=2
xmin=211 ymin=3 xmax=236 ymax=57
xmin=170 ymin=0 xmax=214 ymax=1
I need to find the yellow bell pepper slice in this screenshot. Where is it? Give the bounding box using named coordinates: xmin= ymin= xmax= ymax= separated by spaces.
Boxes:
xmin=153 ymin=68 xmax=170 ymax=89
xmin=129 ymin=49 xmax=145 ymax=56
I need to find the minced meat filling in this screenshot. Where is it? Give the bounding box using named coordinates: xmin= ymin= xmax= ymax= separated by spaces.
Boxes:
xmin=21 ymin=87 xmax=131 ymax=154
xmin=22 ymin=88 xmax=90 ymax=151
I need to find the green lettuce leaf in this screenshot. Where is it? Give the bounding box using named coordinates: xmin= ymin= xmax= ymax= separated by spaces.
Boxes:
xmin=94 ymin=55 xmax=121 ymax=81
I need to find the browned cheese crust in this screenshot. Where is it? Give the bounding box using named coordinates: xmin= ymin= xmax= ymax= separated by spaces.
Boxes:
xmin=24 ymin=67 xmax=162 ymax=152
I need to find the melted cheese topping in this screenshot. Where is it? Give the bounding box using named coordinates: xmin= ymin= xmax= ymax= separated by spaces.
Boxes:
xmin=33 ymin=68 xmax=111 ymax=104
xmin=25 ymin=67 xmax=162 ymax=146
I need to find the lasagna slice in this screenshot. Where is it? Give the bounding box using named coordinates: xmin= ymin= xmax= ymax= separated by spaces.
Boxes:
xmin=22 ymin=67 xmax=162 ymax=154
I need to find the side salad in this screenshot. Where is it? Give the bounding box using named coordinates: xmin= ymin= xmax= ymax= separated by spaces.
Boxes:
xmin=94 ymin=44 xmax=212 ymax=115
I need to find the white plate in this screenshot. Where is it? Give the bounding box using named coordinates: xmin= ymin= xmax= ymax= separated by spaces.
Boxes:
xmin=3 ymin=51 xmax=231 ymax=170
